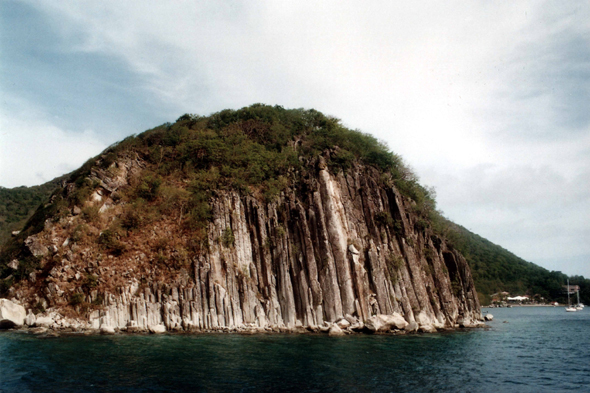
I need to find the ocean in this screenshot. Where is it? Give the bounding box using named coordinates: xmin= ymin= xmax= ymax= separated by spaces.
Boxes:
xmin=1 ymin=307 xmax=589 ymax=392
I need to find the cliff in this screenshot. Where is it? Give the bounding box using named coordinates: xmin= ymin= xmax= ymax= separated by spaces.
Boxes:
xmin=0 ymin=105 xmax=482 ymax=333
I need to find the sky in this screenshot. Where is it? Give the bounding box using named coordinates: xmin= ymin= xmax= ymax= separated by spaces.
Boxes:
xmin=1 ymin=1 xmax=589 ymax=278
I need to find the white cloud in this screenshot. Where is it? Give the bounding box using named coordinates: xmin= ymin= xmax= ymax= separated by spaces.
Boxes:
xmin=0 ymin=96 xmax=107 ymax=187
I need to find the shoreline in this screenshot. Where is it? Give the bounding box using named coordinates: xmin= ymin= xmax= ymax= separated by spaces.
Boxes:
xmin=0 ymin=322 xmax=489 ymax=338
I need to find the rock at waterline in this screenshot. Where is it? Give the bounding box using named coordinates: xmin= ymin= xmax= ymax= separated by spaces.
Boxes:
xmin=484 ymin=314 xmax=494 ymax=321
xmin=0 ymin=299 xmax=26 ymax=328
xmin=100 ymin=325 xmax=116 ymax=334
xmin=148 ymin=324 xmax=167 ymax=334
xmin=365 ymin=313 xmax=409 ymax=332
xmin=25 ymin=310 xmax=36 ymax=326
xmin=404 ymin=321 xmax=419 ymax=332
xmin=328 ymin=324 xmax=345 ymax=336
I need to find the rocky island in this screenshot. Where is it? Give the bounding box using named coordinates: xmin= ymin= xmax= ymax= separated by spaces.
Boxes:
xmin=0 ymin=105 xmax=482 ymax=334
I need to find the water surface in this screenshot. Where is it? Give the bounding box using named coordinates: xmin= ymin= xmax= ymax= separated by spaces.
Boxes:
xmin=1 ymin=307 xmax=589 ymax=392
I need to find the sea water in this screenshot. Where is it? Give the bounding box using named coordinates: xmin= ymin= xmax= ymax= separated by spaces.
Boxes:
xmin=1 ymin=307 xmax=589 ymax=392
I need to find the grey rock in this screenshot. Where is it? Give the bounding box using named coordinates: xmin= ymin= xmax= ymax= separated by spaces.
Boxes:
xmin=24 ymin=236 xmax=48 ymax=257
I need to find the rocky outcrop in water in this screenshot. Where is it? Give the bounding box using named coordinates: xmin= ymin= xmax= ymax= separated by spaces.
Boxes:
xmin=5 ymin=155 xmax=481 ymax=334
xmin=0 ymin=299 xmax=26 ymax=328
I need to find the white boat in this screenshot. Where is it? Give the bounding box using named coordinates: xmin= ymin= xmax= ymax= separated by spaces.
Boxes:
xmin=566 ymin=280 xmax=577 ymax=312
xmin=576 ymin=290 xmax=584 ymax=310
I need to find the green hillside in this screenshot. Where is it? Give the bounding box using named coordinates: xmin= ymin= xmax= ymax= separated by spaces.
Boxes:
xmin=0 ymin=176 xmax=66 ymax=245
xmin=441 ymin=220 xmax=590 ymax=305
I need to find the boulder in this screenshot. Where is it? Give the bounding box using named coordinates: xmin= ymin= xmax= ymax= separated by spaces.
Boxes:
xmin=335 ymin=318 xmax=351 ymax=329
xmin=484 ymin=313 xmax=494 ymax=321
xmin=419 ymin=324 xmax=437 ymax=333
xmin=25 ymin=311 xmax=36 ymax=326
xmin=404 ymin=321 xmax=419 ymax=333
xmin=24 ymin=236 xmax=48 ymax=257
xmin=365 ymin=313 xmax=409 ymax=332
xmin=148 ymin=324 xmax=166 ymax=334
xmin=383 ymin=313 xmax=409 ymax=330
xmin=344 ymin=314 xmax=358 ymax=325
xmin=328 ymin=324 xmax=345 ymax=336
xmin=30 ymin=327 xmax=48 ymax=335
xmin=365 ymin=316 xmax=383 ymax=332
xmin=35 ymin=316 xmax=55 ymax=328
xmin=0 ymin=299 xmax=26 ymax=328
xmin=100 ymin=325 xmax=116 ymax=334
xmin=7 ymin=260 xmax=19 ymax=270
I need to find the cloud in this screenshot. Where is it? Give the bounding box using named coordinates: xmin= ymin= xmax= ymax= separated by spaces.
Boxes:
xmin=0 ymin=96 xmax=107 ymax=187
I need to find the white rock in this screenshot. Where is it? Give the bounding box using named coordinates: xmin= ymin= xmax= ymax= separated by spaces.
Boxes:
xmin=484 ymin=313 xmax=494 ymax=321
xmin=365 ymin=313 xmax=408 ymax=332
xmin=7 ymin=260 xmax=19 ymax=270
xmin=35 ymin=316 xmax=55 ymax=328
xmin=25 ymin=311 xmax=36 ymax=326
xmin=100 ymin=325 xmax=116 ymax=334
xmin=335 ymin=318 xmax=351 ymax=329
xmin=148 ymin=324 xmax=167 ymax=334
xmin=0 ymin=299 xmax=26 ymax=328
xmin=328 ymin=324 xmax=345 ymax=336
xmin=348 ymin=244 xmax=360 ymax=255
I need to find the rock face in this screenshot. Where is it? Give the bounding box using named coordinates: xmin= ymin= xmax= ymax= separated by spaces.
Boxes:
xmin=4 ymin=160 xmax=481 ymax=333
xmin=0 ymin=299 xmax=26 ymax=328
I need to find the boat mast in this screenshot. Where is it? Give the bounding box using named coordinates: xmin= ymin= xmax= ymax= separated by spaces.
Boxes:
xmin=567 ymin=279 xmax=571 ymax=306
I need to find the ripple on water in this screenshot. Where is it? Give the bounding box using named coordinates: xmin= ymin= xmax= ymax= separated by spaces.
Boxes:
xmin=0 ymin=307 xmax=589 ymax=392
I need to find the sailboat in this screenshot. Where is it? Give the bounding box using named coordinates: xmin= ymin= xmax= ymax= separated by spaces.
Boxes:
xmin=566 ymin=279 xmax=577 ymax=312
xmin=576 ymin=290 xmax=584 ymax=311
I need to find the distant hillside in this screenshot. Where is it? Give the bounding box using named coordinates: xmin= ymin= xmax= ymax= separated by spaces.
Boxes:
xmin=440 ymin=220 xmax=590 ymax=305
xmin=0 ymin=176 xmax=66 ymax=245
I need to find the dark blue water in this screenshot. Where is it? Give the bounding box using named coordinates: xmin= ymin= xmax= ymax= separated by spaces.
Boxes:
xmin=1 ymin=307 xmax=589 ymax=392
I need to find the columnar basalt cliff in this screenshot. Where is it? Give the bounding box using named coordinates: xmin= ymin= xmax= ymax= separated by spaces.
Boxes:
xmin=0 ymin=106 xmax=482 ymax=333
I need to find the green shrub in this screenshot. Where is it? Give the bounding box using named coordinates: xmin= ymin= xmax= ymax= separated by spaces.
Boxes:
xmin=136 ymin=174 xmax=162 ymax=201
xmin=98 ymin=229 xmax=126 ymax=256
xmin=69 ymin=293 xmax=85 ymax=306
xmin=221 ymin=227 xmax=235 ymax=248
xmin=82 ymin=206 xmax=100 ymax=223
xmin=83 ymin=274 xmax=98 ymax=290
xmin=374 ymin=211 xmax=394 ymax=228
